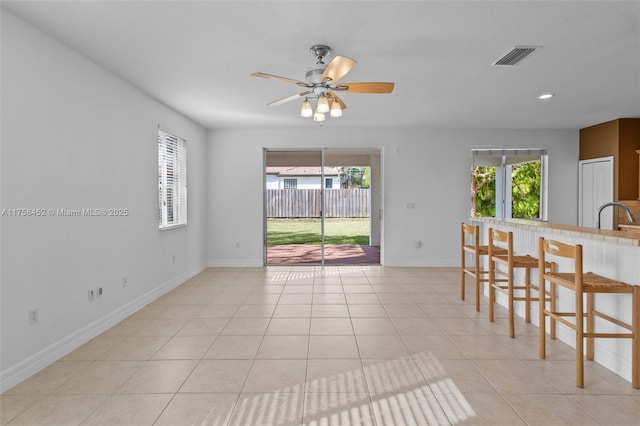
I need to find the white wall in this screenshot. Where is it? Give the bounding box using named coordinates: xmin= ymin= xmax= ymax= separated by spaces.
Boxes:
xmin=284 ymin=176 xmax=323 ymax=190
xmin=0 ymin=11 xmax=208 ymax=390
xmin=207 ymin=127 xmax=578 ymax=267
xmin=325 ymin=177 xmax=339 ymax=189
xmin=265 ymin=174 xmax=279 ymax=189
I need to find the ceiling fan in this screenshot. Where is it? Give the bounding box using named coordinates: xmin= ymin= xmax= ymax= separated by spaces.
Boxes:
xmin=251 ymin=44 xmax=394 ymax=121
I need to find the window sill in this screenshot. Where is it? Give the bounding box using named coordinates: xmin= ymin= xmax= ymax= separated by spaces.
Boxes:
xmin=159 ymin=223 xmax=187 ymax=231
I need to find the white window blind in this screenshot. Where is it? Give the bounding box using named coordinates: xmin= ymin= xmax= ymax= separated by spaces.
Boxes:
xmin=472 ymin=148 xmax=548 ymax=167
xmin=158 ymin=129 xmax=187 ymax=229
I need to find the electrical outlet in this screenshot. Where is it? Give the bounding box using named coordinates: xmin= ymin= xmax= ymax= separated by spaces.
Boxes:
xmin=97 ymin=287 xmax=103 ymax=297
xmin=28 ymin=309 xmax=39 ymax=325
xmin=88 ymin=289 xmax=95 ymax=302
xmin=122 ymin=277 xmax=128 ymax=288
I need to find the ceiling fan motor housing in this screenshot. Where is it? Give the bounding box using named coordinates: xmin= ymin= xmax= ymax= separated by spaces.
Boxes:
xmin=305 ymin=65 xmax=327 ymax=84
xmin=306 ymin=44 xmax=331 ymax=84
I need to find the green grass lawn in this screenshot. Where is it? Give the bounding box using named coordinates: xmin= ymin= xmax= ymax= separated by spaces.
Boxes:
xmin=267 ymin=218 xmax=369 ymax=245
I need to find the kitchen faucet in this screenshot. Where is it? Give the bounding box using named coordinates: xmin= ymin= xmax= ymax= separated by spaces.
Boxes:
xmin=596 ymin=202 xmax=636 ymax=229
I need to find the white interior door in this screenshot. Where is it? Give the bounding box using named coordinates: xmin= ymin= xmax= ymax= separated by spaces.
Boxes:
xmin=578 ymin=157 xmax=614 ymax=228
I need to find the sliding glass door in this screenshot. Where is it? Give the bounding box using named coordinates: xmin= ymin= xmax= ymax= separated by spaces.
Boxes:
xmin=323 ymin=149 xmax=379 ymax=265
xmin=264 ymin=148 xmax=381 ymax=265
xmin=265 ymin=150 xmax=324 ymax=264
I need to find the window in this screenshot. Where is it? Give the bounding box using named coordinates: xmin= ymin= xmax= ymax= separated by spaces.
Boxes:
xmin=283 ymin=178 xmax=297 ymax=189
xmin=325 ymin=178 xmax=333 ymax=189
xmin=158 ymin=129 xmax=187 ymax=229
xmin=471 ymin=148 xmax=547 ymax=220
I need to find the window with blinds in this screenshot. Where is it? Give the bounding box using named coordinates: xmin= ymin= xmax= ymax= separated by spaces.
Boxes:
xmin=158 ymin=129 xmax=187 ymax=229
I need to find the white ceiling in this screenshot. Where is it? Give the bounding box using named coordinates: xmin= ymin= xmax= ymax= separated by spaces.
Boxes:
xmin=3 ymin=0 xmax=639 ymax=130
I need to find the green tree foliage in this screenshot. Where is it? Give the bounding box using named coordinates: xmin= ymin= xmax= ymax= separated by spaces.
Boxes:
xmin=511 ymin=161 xmax=540 ymax=218
xmin=472 ymin=161 xmax=540 ymax=218
xmin=361 ymin=167 xmax=370 ymax=188
xmin=339 ymin=167 xmax=370 ymax=188
xmin=472 ymin=166 xmax=496 ymax=217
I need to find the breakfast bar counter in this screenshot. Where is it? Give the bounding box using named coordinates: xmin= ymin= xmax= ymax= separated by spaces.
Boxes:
xmin=470 ymin=217 xmax=639 ymax=385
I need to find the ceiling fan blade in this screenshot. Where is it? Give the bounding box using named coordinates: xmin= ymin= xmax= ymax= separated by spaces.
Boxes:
xmin=321 ymin=55 xmax=356 ymax=83
xmin=327 ymin=92 xmax=347 ymax=110
xmin=334 ymin=82 xmax=395 ymax=94
xmin=267 ymin=91 xmax=312 ymax=106
xmin=251 ymin=72 xmax=312 ymax=87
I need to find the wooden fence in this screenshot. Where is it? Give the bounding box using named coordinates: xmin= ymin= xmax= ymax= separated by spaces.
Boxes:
xmin=266 ymin=189 xmax=370 ymax=218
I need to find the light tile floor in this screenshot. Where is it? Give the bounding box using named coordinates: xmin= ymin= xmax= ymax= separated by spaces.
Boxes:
xmin=2 ymin=266 xmax=639 ymax=425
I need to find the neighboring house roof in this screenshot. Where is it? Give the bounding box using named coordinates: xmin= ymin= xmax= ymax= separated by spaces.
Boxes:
xmin=266 ymin=167 xmax=340 ymax=177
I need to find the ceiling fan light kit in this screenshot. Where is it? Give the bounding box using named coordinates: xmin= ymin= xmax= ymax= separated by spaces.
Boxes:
xmin=330 ymin=100 xmax=342 ymax=117
xmin=300 ymin=98 xmax=313 ymax=117
xmin=316 ymin=95 xmax=330 ymax=113
xmin=252 ymin=44 xmax=395 ymax=121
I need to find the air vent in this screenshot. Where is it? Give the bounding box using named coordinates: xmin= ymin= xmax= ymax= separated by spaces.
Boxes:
xmin=493 ymin=46 xmax=540 ymax=66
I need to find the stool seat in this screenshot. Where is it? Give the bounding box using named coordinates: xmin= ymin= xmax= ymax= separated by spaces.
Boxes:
xmin=492 ymin=254 xmax=539 ymax=268
xmin=548 ymin=272 xmax=634 ymax=290
xmin=463 ymin=244 xmax=487 ymax=255
xmin=464 ymin=245 xmax=507 ymax=256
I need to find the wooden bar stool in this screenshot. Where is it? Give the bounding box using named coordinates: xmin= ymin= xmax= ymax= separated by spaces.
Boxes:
xmin=538 ymin=237 xmax=639 ymax=388
xmin=488 ymin=228 xmax=555 ymax=338
xmin=461 ymin=223 xmax=505 ymax=312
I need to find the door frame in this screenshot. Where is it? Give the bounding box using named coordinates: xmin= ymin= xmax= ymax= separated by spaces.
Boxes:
xmin=263 ymin=147 xmax=383 ymax=265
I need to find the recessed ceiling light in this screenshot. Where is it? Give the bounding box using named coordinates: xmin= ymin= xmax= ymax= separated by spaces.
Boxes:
xmin=538 ymin=93 xmax=554 ymax=100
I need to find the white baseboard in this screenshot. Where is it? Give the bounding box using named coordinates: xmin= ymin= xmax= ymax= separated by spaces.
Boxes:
xmin=383 ymin=258 xmax=458 ymax=267
xmin=206 ymin=258 xmax=459 ymax=268
xmin=207 ymin=259 xmax=264 ymax=267
xmin=0 ymin=263 xmax=206 ymax=393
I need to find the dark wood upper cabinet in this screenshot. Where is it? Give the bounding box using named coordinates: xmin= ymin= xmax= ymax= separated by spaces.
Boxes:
xmin=580 ymin=118 xmax=640 ymax=200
